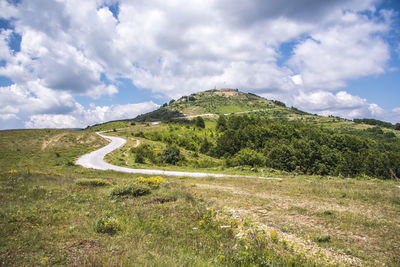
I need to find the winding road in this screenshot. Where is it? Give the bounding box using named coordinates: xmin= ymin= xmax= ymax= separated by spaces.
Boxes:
xmin=76 ymin=132 xmax=281 ymax=180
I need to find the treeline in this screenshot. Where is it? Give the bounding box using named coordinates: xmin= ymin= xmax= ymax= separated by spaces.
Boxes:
xmin=214 ymin=115 xmax=400 ymax=179
xmin=354 ymin=118 xmax=400 ymax=130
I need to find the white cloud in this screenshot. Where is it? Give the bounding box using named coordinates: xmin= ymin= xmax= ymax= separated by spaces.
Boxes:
xmin=0 ymin=1 xmax=18 ymax=19
xmin=0 ymin=29 xmax=13 ymax=61
xmin=289 ymin=12 xmax=390 ymax=90
xmin=24 ymin=101 xmax=159 ymax=129
xmin=287 ymin=90 xmax=400 ymax=123
xmin=0 ymin=0 xmax=398 ymax=128
xmin=368 ymin=103 xmax=385 ymax=117
xmin=291 ymin=74 xmax=303 ymax=85
xmin=25 ymin=114 xmax=79 ymax=129
xmin=292 ymin=90 xmax=368 ymax=117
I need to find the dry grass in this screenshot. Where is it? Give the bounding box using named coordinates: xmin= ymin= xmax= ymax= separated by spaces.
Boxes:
xmin=176 ymin=176 xmax=400 ymax=266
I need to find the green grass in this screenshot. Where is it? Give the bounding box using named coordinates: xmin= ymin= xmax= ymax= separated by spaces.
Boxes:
xmin=1 ymin=124 xmax=400 ymax=266
xmin=0 ymin=129 xmax=107 ymax=170
xmin=0 ymin=170 xmax=323 ymax=266
xmin=0 ymin=128 xmax=323 ymax=266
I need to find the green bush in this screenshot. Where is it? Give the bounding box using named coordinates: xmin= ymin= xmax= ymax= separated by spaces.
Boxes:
xmin=75 ymin=178 xmax=111 ymax=187
xmin=229 ymin=148 xmax=264 ymax=167
xmin=94 ymin=216 xmax=121 ymax=234
xmin=194 ymin=116 xmax=205 ymax=128
xmin=161 ymin=145 xmax=182 ymax=165
xmin=110 ymin=183 xmax=151 ymax=198
xmin=131 ymin=143 xmax=156 ymax=163
xmin=315 ymin=234 xmax=331 ymax=243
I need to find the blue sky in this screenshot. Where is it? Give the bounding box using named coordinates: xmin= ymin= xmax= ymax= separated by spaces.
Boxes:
xmin=0 ymin=0 xmax=399 ymax=129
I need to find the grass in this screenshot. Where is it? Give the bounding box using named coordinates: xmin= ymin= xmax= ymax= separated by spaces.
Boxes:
xmin=0 ymin=169 xmax=323 ymax=266
xmin=0 ymin=129 xmax=107 ymax=170
xmin=1 ymin=126 xmax=400 ymax=266
xmin=180 ymin=175 xmax=400 ymax=266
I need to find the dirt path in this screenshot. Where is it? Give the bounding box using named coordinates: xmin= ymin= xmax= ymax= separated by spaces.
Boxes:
xmin=76 ymin=132 xmax=281 ymax=180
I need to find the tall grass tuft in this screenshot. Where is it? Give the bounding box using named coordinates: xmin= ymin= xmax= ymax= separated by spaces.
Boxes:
xmin=110 ymin=183 xmax=151 ymax=198
xmin=75 ymin=178 xmax=112 ymax=187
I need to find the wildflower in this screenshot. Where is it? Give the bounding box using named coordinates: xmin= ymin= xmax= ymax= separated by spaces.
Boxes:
xmin=219 ymin=255 xmax=225 ymax=260
xmin=8 ymin=169 xmax=18 ymax=174
xmin=41 ymin=257 xmax=49 ymax=264
xmin=135 ymin=176 xmax=165 ymax=188
xmin=269 ymin=229 xmax=278 ymax=242
xmin=199 ymin=220 xmax=204 ymax=225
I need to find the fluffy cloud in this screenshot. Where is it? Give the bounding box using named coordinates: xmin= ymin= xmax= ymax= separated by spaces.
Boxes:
xmin=292 ymin=90 xmax=370 ymax=117
xmin=0 ymin=81 xmax=157 ymax=129
xmin=24 ymin=101 xmax=159 ymax=129
xmin=289 ymin=12 xmax=390 ymax=90
xmin=0 ymin=0 xmax=399 ymax=129
xmin=288 ymin=90 xmax=400 ymax=123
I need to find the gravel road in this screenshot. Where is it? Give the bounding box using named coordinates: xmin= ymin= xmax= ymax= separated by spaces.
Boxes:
xmin=76 ymin=132 xmax=281 ymax=180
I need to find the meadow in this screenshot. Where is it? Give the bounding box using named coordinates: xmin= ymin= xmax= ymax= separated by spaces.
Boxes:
xmin=1 ymin=128 xmax=399 ymax=266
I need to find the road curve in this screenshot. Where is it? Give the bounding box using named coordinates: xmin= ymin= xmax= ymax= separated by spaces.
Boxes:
xmin=76 ymin=132 xmax=281 ymax=180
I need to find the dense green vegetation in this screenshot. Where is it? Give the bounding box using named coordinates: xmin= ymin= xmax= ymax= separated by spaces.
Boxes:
xmin=127 ymin=115 xmax=400 ymax=180
xmin=215 ymin=115 xmax=400 ymax=179
xmin=354 ymin=118 xmax=400 ymax=130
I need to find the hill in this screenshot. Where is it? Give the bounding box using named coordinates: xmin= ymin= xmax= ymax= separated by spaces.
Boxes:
xmin=135 ymin=88 xmax=310 ymax=121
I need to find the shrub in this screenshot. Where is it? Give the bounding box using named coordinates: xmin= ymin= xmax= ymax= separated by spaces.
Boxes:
xmin=75 ymin=178 xmax=112 ymax=186
xmin=94 ymin=216 xmax=121 ymax=234
xmin=315 ymin=234 xmax=331 ymax=243
xmin=135 ymin=153 xmax=145 ymax=164
xmin=161 ymin=145 xmax=182 ymax=165
xmin=229 ymin=148 xmax=264 ymax=167
xmin=132 ymin=144 xmax=156 ymax=163
xmin=110 ymin=183 xmax=151 ymax=198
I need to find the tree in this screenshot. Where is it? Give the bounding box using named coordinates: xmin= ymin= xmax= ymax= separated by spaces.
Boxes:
xmin=216 ymin=115 xmax=227 ymax=131
xmin=200 ymin=138 xmax=211 ymax=154
xmin=194 ymin=116 xmax=205 ymax=128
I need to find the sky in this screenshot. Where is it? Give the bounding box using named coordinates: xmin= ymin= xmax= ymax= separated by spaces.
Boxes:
xmin=0 ymin=0 xmax=399 ymax=129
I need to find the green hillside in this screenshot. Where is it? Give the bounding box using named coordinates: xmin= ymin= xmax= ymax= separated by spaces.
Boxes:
xmin=135 ymin=88 xmax=302 ymax=122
